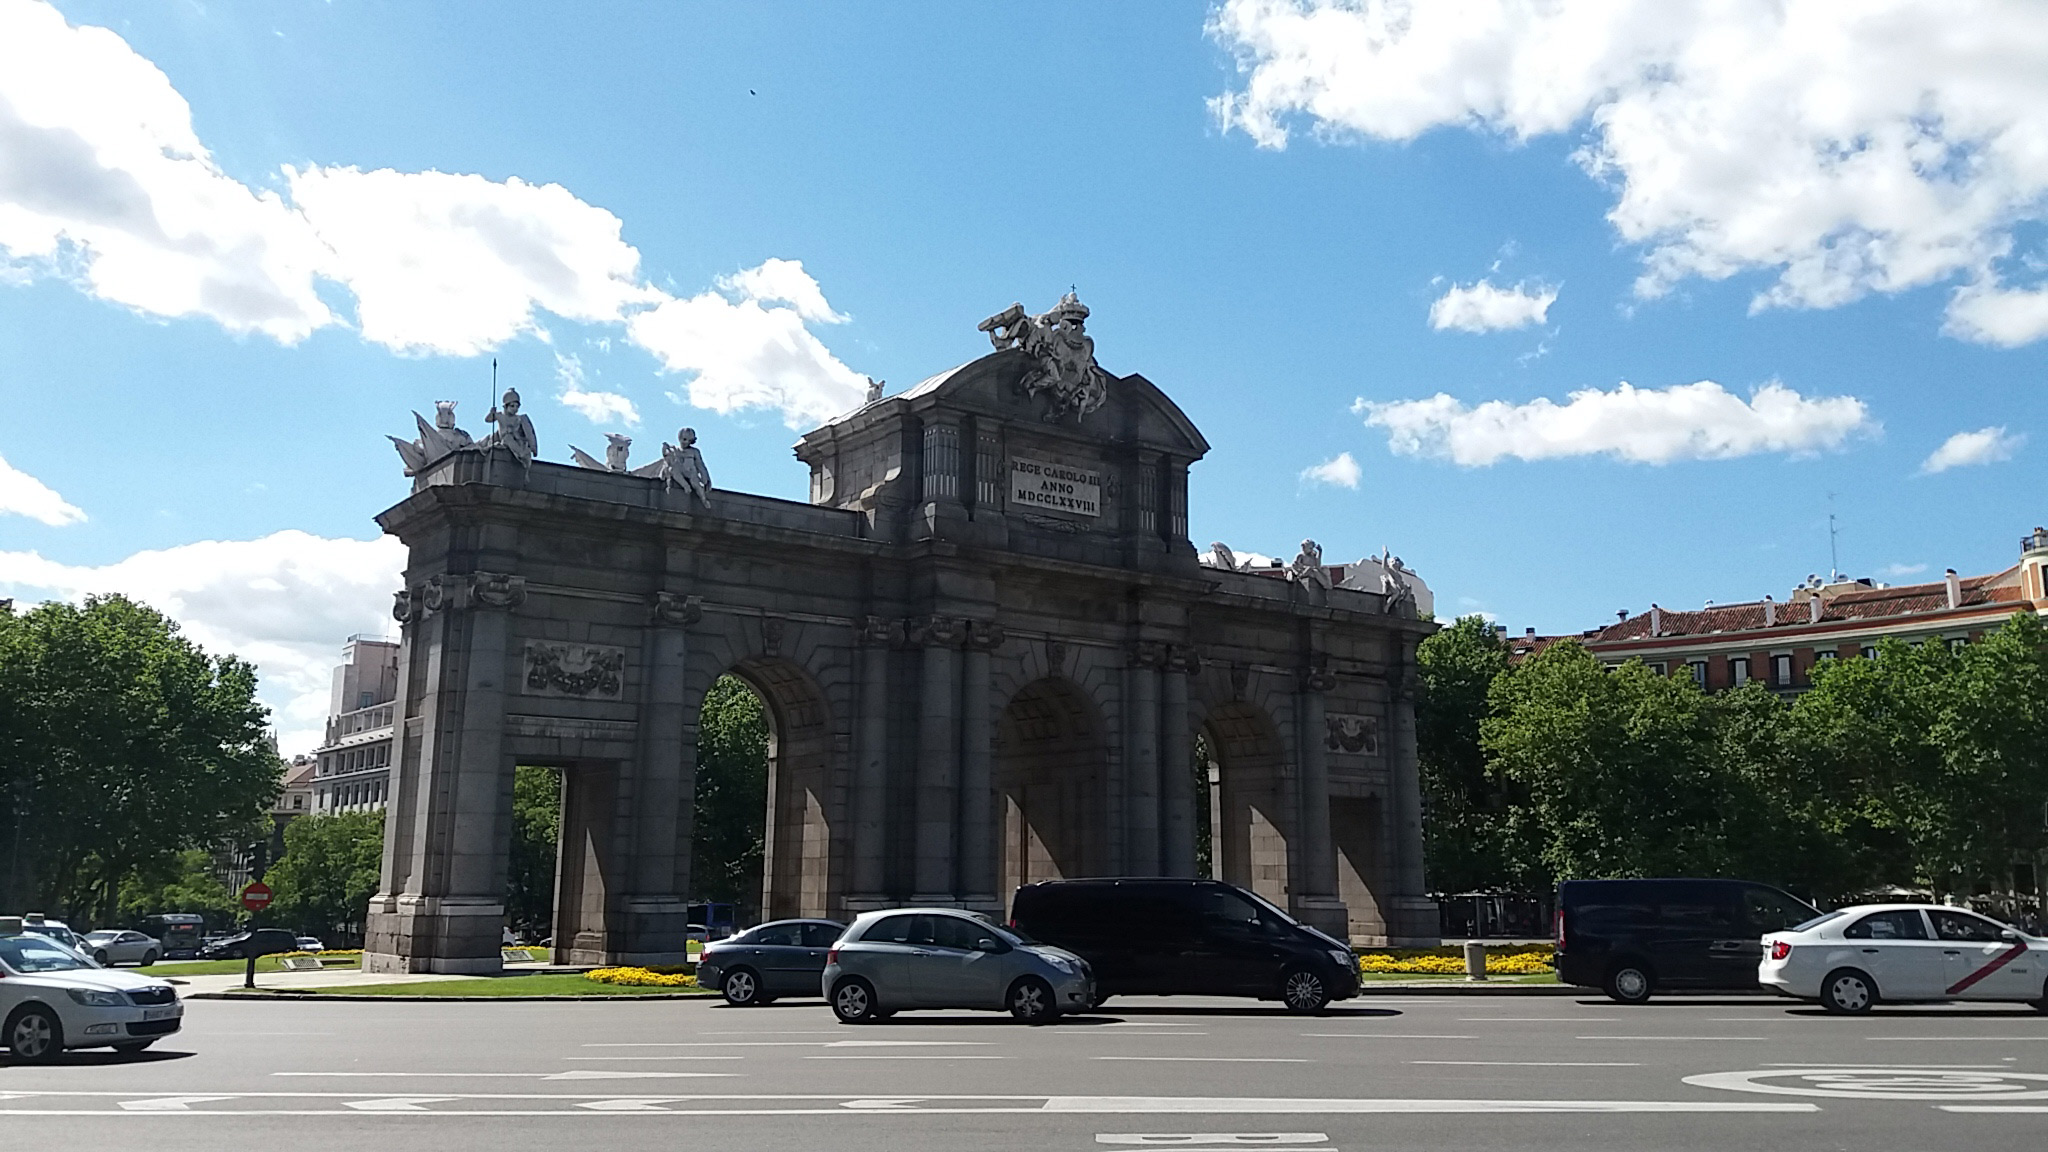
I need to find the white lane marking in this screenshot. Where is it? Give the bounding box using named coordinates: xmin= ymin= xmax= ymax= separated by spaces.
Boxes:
xmin=1094 ymin=1057 xmax=1311 ymax=1063
xmin=1458 ymin=1018 xmax=1616 ymax=1023
xmin=1043 ymin=1098 xmax=1817 ymax=1114
xmin=344 ymin=1097 xmax=456 ymax=1111
xmin=550 ymin=1071 xmax=739 ymax=1080
xmin=827 ymin=1040 xmax=992 ymax=1047
xmin=1761 ymin=1063 xmax=2012 ymax=1069
xmin=567 ymin=1056 xmax=758 ymax=1061
xmin=1096 ymin=1135 xmax=1328 ymax=1145
xmin=1409 ymin=1061 xmax=1639 ymax=1067
xmin=1686 ymin=1068 xmax=2048 ymax=1101
xmin=1864 ymin=1036 xmax=2048 ymax=1042
xmin=1301 ymin=1034 xmax=1475 ymax=1040
xmin=118 ymin=1097 xmax=234 ymax=1111
xmin=1101 ymin=1023 xmax=1212 ymax=1028
xmin=1577 ymin=1036 xmax=1765 ymax=1041
xmin=1707 ymin=1017 xmax=1797 ymax=1022
xmin=698 ymin=1031 xmax=844 ymax=1036
xmin=805 ymin=1056 xmax=1007 ymax=1060
xmin=1941 ymin=1105 xmax=2048 ymax=1113
xmin=1073 ymin=1031 xmax=1211 ymax=1037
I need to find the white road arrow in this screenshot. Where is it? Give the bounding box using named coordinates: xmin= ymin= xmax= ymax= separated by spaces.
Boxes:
xmin=840 ymin=1098 xmax=925 ymax=1110
xmin=118 ymin=1096 xmax=236 ymax=1111
xmin=343 ymin=1096 xmax=456 ymax=1112
xmin=577 ymin=1098 xmax=680 ymax=1111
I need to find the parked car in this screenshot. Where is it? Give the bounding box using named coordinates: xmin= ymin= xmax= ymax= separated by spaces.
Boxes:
xmin=0 ymin=928 xmax=182 ymax=1062
xmin=1554 ymin=877 xmax=1819 ymax=1003
xmin=1009 ymin=878 xmax=1360 ymax=1013
xmin=80 ymin=930 xmax=161 ymax=967
xmin=823 ymin=908 xmax=1092 ymax=1024
xmin=697 ymin=919 xmax=845 ymax=1005
xmin=294 ymin=937 xmax=325 ymax=953
xmin=199 ymin=928 xmax=300 ymax=960
xmin=1761 ymin=903 xmax=2048 ymax=1013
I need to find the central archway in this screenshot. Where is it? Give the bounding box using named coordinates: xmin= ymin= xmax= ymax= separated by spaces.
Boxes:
xmin=730 ymin=657 xmax=837 ymax=922
xmin=1202 ymin=701 xmax=1292 ymax=909
xmin=994 ymin=678 xmax=1110 ymax=906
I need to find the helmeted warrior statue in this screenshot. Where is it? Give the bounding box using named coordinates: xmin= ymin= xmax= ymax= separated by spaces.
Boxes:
xmin=571 ymin=433 xmax=636 ymax=472
xmin=482 ymin=388 xmax=538 ymax=469
xmin=977 ymin=291 xmax=1110 ymax=423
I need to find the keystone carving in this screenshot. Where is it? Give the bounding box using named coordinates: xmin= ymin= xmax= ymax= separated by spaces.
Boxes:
xmin=761 ymin=615 xmax=787 ymax=657
xmin=1045 ymin=638 xmax=1069 ymax=673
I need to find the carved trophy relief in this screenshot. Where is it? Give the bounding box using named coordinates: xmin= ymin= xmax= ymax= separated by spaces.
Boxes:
xmin=523 ymin=641 xmax=626 ymax=700
xmin=1324 ymin=712 xmax=1382 ymax=757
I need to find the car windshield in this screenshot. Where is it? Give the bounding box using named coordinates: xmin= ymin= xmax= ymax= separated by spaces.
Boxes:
xmin=1792 ymin=911 xmax=1845 ymax=933
xmin=1243 ymin=889 xmax=1301 ymax=927
xmin=85 ymin=931 xmax=120 ymax=942
xmin=0 ymin=935 xmax=92 ymax=972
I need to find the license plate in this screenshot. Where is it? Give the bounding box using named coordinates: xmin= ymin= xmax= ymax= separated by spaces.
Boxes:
xmin=141 ymin=1006 xmax=181 ymax=1021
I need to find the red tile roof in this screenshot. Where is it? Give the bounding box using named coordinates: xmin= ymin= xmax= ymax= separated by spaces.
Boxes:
xmin=1589 ymin=566 xmax=2029 ymax=643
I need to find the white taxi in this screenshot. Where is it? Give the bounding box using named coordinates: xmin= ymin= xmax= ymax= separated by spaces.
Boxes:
xmin=1760 ymin=903 xmax=2048 ymax=1013
xmin=1 ymin=931 xmax=183 ymax=1062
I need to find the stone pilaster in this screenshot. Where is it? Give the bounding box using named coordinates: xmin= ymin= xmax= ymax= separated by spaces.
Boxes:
xmin=910 ymin=615 xmax=965 ymax=901
xmin=1124 ymin=641 xmax=1166 ymax=874
xmin=1160 ymin=645 xmax=1198 ymax=877
xmin=1386 ymin=637 xmax=1439 ymax=944
xmin=848 ymin=615 xmax=898 ymax=907
xmin=958 ymin=621 xmax=1004 ymax=908
xmin=1292 ymin=653 xmax=1346 ymax=938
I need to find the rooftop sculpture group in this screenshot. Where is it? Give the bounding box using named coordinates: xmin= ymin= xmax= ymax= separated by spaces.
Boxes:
xmin=391 ymin=391 xmax=712 ymax=504
xmin=978 ymin=291 xmax=1109 ymax=423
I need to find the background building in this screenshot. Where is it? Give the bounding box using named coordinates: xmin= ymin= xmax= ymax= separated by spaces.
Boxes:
xmin=311 ymin=636 xmax=398 ymax=813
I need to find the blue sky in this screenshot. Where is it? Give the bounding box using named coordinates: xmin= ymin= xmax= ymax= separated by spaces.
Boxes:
xmin=2 ymin=0 xmax=2045 ymax=749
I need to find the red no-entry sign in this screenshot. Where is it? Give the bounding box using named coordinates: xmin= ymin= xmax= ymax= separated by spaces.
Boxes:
xmin=240 ymin=880 xmax=273 ymax=911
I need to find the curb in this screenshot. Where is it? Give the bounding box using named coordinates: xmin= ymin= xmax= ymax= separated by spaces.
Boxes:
xmin=1353 ymin=982 xmax=1579 ymax=995
xmin=189 ymin=989 xmax=715 ymax=1002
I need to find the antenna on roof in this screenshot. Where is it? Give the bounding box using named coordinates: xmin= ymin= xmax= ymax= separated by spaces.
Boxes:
xmin=1827 ymin=491 xmax=1841 ymax=580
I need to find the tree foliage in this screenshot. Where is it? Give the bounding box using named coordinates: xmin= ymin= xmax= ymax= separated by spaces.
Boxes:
xmin=115 ymin=848 xmax=241 ymax=929
xmin=506 ymin=765 xmax=561 ymax=938
xmin=693 ymin=675 xmax=769 ymax=908
xmin=267 ymin=812 xmax=384 ymax=943
xmin=0 ymin=596 xmax=279 ymax=925
xmin=1415 ymin=617 xmax=1516 ymax=892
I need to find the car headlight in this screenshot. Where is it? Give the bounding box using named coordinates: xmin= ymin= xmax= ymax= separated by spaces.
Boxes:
xmin=66 ymin=988 xmax=126 ymax=1007
xmin=1045 ymin=955 xmax=1075 ymax=975
xmin=1329 ymin=948 xmax=1354 ymax=968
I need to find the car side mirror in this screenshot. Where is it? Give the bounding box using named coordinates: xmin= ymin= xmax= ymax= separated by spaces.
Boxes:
xmin=1999 ymin=929 xmax=2020 ymax=943
xmin=975 ymin=937 xmax=1008 ymax=954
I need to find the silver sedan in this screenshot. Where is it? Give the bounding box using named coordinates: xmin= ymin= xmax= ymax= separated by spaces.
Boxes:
xmin=80 ymin=931 xmax=162 ymax=967
xmin=823 ymin=908 xmax=1093 ymax=1024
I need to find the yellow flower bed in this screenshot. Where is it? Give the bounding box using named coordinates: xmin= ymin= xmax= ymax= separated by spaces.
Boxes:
xmin=1356 ymin=945 xmax=1554 ymax=975
xmin=586 ymin=966 xmax=698 ymax=988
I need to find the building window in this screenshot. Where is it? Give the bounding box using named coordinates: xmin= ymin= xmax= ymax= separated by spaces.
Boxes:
xmin=1647 ymin=662 xmax=1666 ymax=676
xmin=1948 ymin=636 xmax=1967 ymax=653
xmin=1730 ymin=657 xmax=1749 ymax=685
xmin=1817 ymin=650 xmax=1836 ymax=662
xmin=1772 ymin=654 xmax=1793 ymax=685
xmin=1687 ymin=660 xmax=1707 ymax=687
xmin=1860 ymin=645 xmax=1877 ymax=660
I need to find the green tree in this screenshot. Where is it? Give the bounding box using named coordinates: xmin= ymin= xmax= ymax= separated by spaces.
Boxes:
xmin=1415 ymin=616 xmax=1516 ymax=892
xmin=506 ymin=765 xmax=561 ymax=938
xmin=115 ymin=848 xmax=240 ymax=929
xmin=0 ymin=595 xmax=279 ymax=924
xmin=693 ymin=675 xmax=769 ymax=908
xmin=267 ymin=812 xmax=384 ymax=943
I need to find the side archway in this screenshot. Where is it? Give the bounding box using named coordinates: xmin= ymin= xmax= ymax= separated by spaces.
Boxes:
xmin=726 ymin=657 xmax=839 ymax=922
xmin=994 ymin=677 xmax=1111 ymax=907
xmin=1201 ymin=700 xmax=1292 ymax=909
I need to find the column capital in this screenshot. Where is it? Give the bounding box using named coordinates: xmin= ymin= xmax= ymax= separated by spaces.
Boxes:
xmin=649 ymin=591 xmax=703 ymax=627
xmin=1128 ymin=640 xmax=1171 ymax=669
xmin=1296 ymin=652 xmax=1336 ymax=693
xmin=470 ymin=571 xmax=526 ymax=612
xmin=906 ymin=615 xmax=967 ymax=648
xmin=964 ymin=620 xmax=1007 ymax=652
xmin=857 ymin=614 xmax=904 ymax=647
xmin=1164 ymin=644 xmax=1202 ymax=676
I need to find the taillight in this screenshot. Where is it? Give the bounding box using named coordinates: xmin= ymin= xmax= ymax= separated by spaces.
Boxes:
xmin=1553 ymin=908 xmax=1566 ymax=951
xmin=1769 ymin=940 xmax=1791 ymax=961
xmin=826 ymin=947 xmax=839 ymax=965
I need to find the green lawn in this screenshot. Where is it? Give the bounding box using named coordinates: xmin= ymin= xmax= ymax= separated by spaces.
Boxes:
xmin=297 ymin=973 xmax=714 ymax=997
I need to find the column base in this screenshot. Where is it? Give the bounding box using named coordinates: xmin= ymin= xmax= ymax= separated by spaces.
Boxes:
xmin=1291 ymin=895 xmax=1350 ymax=943
xmin=1385 ymin=896 xmax=1442 ymax=947
xmin=363 ymin=895 xmax=505 ymax=975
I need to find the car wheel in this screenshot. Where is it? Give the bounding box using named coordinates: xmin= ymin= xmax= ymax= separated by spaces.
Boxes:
xmin=1603 ymin=962 xmax=1654 ymax=1005
xmin=93 ymin=950 xmax=110 ymax=966
xmin=831 ymin=978 xmax=878 ymax=1024
xmin=7 ymin=1005 xmax=63 ymax=1064
xmin=721 ymin=968 xmax=763 ymax=1007
xmin=1008 ymin=976 xmax=1057 ymax=1023
xmin=140 ymin=951 xmax=157 ymax=967
xmin=1821 ymin=968 xmax=1876 ymax=1014
xmin=113 ymin=1041 xmax=155 ymax=1055
xmin=1281 ymin=967 xmax=1331 ymax=1014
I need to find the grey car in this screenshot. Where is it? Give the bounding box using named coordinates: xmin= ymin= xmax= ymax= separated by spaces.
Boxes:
xmin=823 ymin=908 xmax=1093 ymax=1024
xmin=696 ymin=919 xmax=845 ymax=1006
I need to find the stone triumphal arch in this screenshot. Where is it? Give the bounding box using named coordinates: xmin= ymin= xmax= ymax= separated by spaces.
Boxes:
xmin=364 ymin=295 xmax=1438 ymax=973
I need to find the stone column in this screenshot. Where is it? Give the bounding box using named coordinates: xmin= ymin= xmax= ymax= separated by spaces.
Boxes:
xmin=958 ymin=622 xmax=1003 ymax=908
xmin=1124 ymin=643 xmax=1162 ymax=875
xmin=616 ymin=590 xmax=698 ymax=965
xmin=1293 ymin=655 xmax=1343 ymax=935
xmin=912 ymin=616 xmax=964 ymax=901
xmin=849 ymin=616 xmax=896 ymax=906
xmin=1386 ymin=638 xmax=1439 ymax=944
xmin=1160 ymin=646 xmax=1197 ymax=877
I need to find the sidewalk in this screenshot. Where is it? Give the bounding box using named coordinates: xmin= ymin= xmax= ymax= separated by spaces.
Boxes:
xmin=171 ymin=969 xmax=479 ymax=996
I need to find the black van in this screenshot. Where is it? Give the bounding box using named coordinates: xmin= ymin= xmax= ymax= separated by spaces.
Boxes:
xmin=1555 ymin=878 xmax=1818 ymax=1003
xmin=1010 ymin=878 xmax=1360 ymax=1012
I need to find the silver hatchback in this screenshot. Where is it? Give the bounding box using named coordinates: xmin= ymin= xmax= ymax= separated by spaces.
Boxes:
xmin=823 ymin=908 xmax=1092 ymax=1024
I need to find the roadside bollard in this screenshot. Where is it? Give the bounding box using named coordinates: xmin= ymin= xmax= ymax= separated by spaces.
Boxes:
xmin=1463 ymin=940 xmax=1487 ymax=981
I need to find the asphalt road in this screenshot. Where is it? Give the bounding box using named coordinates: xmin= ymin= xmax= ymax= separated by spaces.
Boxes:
xmin=4 ymin=990 xmax=2045 ymax=1150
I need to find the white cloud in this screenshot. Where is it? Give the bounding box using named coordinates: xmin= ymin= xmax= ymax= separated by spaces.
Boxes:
xmin=287 ymin=165 xmax=663 ymax=357
xmin=1356 ymin=379 xmax=1874 ymax=466
xmin=0 ymin=450 xmax=84 ymax=525
xmin=552 ymin=352 xmax=640 ymax=426
xmin=0 ymin=2 xmax=868 ymax=429
xmin=1429 ymin=278 xmax=1557 ymax=332
xmin=1878 ymin=561 xmax=1929 ymax=577
xmin=1209 ymin=0 xmax=2048 ymax=343
xmin=0 ymin=531 xmax=406 ymax=755
xmin=1300 ymin=451 xmax=1362 ymax=488
xmin=1920 ymin=425 xmax=2024 ymax=474
xmin=627 ymin=260 xmax=868 ymax=427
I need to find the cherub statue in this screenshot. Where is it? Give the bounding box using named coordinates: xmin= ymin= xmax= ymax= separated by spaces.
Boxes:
xmin=570 ymin=433 xmax=635 ymax=472
xmin=660 ymin=427 xmax=714 ymax=504
xmin=866 ymin=377 xmax=885 ymax=404
xmin=389 ymin=401 xmax=475 ymax=475
xmin=1209 ymin=541 xmax=1240 ymax=571
xmin=1289 ymin=538 xmax=1332 ymax=590
xmin=1380 ymin=547 xmax=1415 ymax=612
xmin=482 ymin=388 xmax=538 ymax=469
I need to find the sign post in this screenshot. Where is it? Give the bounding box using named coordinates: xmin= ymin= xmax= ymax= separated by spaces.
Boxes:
xmin=239 ymin=882 xmax=273 ymax=989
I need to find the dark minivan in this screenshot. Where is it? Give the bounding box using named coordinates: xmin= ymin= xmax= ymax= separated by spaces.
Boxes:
xmin=1555 ymin=878 xmax=1818 ymax=1003
xmin=1010 ymin=878 xmax=1359 ymax=1012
